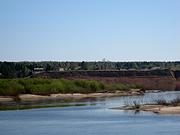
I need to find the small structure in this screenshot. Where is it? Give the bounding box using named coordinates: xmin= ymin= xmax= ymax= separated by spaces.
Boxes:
xmin=74 ymin=66 xmax=81 ymax=70
xmin=34 ymin=68 xmax=44 ymax=71
xmin=150 ymin=67 xmax=161 ymax=70
xmin=59 ymin=68 xmax=64 ymax=71
xmin=33 ymin=68 xmax=44 ymax=74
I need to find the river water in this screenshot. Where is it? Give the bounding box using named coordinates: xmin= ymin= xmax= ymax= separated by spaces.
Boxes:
xmin=0 ymin=91 xmax=180 ymax=135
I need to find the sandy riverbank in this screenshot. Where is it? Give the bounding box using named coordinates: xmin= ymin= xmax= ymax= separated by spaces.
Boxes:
xmin=113 ymin=104 xmax=180 ymax=114
xmin=0 ymin=89 xmax=143 ymax=102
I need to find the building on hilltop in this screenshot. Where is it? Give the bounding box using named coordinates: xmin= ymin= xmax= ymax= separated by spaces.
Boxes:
xmin=33 ymin=68 xmax=44 ymax=74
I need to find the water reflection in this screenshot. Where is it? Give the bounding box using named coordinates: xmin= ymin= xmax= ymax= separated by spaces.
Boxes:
xmin=1 ymin=91 xmax=180 ymax=111
xmin=1 ymin=91 xmax=180 ymax=135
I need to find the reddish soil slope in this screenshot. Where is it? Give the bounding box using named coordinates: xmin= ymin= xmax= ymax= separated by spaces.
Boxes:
xmin=34 ymin=70 xmax=177 ymax=90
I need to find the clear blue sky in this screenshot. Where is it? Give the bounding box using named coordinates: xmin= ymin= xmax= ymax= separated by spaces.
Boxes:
xmin=0 ymin=0 xmax=179 ymax=61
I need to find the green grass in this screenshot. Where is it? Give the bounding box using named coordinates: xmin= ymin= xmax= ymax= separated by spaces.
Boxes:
xmin=0 ymin=78 xmax=142 ymax=96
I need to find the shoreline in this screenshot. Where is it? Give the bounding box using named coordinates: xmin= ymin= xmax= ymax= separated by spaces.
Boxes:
xmin=113 ymin=104 xmax=180 ymax=114
xmin=0 ymin=89 xmax=143 ymax=102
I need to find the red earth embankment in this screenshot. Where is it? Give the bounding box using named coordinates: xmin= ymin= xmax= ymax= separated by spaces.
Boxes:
xmin=174 ymin=70 xmax=180 ymax=90
xmin=67 ymin=76 xmax=176 ymax=90
xmin=176 ymin=81 xmax=180 ymax=90
xmin=34 ymin=69 xmax=177 ymax=90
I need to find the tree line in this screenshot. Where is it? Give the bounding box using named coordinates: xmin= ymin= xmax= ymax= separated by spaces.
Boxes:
xmin=0 ymin=61 xmax=180 ymax=78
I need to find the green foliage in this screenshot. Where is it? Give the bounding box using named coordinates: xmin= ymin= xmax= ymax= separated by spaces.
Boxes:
xmin=0 ymin=78 xmax=142 ymax=96
xmin=0 ymin=62 xmax=16 ymax=78
xmin=1 ymin=61 xmax=180 ymax=78
xmin=0 ymin=79 xmax=25 ymax=96
xmin=80 ymin=61 xmax=88 ymax=70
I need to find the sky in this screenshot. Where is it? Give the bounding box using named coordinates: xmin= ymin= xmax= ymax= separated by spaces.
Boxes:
xmin=0 ymin=0 xmax=179 ymax=61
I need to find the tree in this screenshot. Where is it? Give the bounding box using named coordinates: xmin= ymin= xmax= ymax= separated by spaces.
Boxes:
xmin=0 ymin=62 xmax=16 ymax=78
xmin=80 ymin=61 xmax=88 ymax=70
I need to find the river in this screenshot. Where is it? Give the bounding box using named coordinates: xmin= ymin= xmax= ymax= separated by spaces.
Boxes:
xmin=0 ymin=91 xmax=180 ymax=135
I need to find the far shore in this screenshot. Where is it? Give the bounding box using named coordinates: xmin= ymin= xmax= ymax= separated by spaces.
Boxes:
xmin=0 ymin=89 xmax=143 ymax=102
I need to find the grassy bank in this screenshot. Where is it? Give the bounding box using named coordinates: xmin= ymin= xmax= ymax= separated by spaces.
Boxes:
xmin=0 ymin=78 xmax=142 ymax=96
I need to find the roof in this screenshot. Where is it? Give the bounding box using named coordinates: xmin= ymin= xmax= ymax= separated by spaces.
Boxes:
xmin=34 ymin=68 xmax=44 ymax=71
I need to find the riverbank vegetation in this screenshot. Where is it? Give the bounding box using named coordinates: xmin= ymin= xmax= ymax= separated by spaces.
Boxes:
xmin=124 ymin=97 xmax=180 ymax=108
xmin=116 ymin=97 xmax=180 ymax=114
xmin=0 ymin=78 xmax=142 ymax=96
xmin=154 ymin=97 xmax=180 ymax=106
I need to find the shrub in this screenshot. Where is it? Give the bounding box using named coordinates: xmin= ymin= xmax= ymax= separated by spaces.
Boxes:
xmin=170 ymin=97 xmax=180 ymax=106
xmin=0 ymin=78 xmax=142 ymax=96
xmin=132 ymin=101 xmax=141 ymax=109
xmin=0 ymin=79 xmax=24 ymax=96
xmin=154 ymin=99 xmax=169 ymax=106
